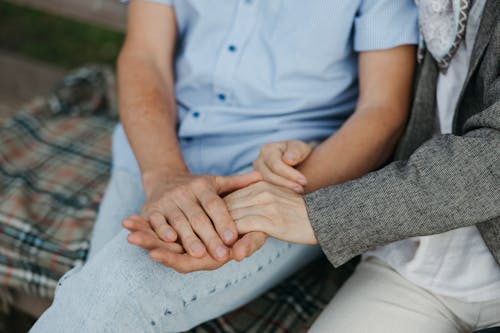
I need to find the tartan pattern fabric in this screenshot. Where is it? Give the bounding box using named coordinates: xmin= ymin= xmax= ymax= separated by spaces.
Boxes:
xmin=0 ymin=66 xmax=117 ymax=298
xmin=0 ymin=66 xmax=349 ymax=332
xmin=192 ymin=258 xmax=352 ymax=333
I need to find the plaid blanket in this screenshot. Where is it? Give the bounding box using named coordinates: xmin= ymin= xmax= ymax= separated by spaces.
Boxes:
xmin=0 ymin=66 xmax=351 ymax=332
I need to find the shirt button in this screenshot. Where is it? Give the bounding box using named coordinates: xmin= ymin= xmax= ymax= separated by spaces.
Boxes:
xmin=218 ymin=94 xmax=226 ymax=101
xmin=228 ymin=45 xmax=237 ymax=52
xmin=192 ymin=111 xmax=200 ymax=118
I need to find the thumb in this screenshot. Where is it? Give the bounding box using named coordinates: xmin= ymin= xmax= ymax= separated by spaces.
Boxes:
xmin=282 ymin=141 xmax=312 ymax=165
xmin=215 ymin=171 xmax=262 ymax=194
xmin=232 ymin=231 xmax=267 ymax=261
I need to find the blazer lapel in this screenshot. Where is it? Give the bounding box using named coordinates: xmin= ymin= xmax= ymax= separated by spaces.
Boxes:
xmin=454 ymin=0 xmax=498 ymax=123
xmin=394 ymin=52 xmax=438 ymax=160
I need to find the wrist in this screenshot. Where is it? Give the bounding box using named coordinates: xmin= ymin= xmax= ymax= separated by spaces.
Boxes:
xmin=141 ymin=166 xmax=189 ymax=197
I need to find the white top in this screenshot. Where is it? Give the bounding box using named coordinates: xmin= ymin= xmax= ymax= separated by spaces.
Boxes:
xmin=366 ymin=0 xmax=500 ymax=302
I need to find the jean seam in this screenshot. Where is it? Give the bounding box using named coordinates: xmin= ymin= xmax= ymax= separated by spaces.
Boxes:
xmin=156 ymin=242 xmax=294 ymax=323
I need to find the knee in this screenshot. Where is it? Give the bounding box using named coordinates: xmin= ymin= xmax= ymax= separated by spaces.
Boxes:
xmin=59 ymin=231 xmax=152 ymax=301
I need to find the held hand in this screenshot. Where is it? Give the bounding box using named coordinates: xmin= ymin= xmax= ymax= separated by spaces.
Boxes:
xmin=123 ymin=215 xmax=268 ymax=273
xmin=253 ymin=141 xmax=312 ymax=194
xmin=138 ymin=171 xmax=262 ymax=262
xmin=225 ymin=181 xmax=318 ymax=245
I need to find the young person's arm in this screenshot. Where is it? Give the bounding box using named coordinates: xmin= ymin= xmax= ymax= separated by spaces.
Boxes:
xmin=253 ymin=45 xmax=416 ymax=193
xmin=119 ymin=1 xmax=261 ymax=263
xmin=225 ymin=76 xmax=500 ymax=263
xmin=226 ymin=53 xmax=500 ymax=268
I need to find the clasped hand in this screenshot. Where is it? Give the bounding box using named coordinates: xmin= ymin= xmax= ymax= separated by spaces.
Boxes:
xmin=122 ymin=141 xmax=318 ymax=273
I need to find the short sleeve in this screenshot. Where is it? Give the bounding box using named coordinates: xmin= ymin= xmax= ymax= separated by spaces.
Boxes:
xmin=354 ymin=0 xmax=419 ymax=52
xmin=120 ymin=0 xmax=172 ymax=5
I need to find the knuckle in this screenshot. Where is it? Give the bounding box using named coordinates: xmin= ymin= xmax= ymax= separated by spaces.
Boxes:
xmin=174 ymin=185 xmax=191 ymax=198
xmin=144 ymin=203 xmax=160 ymax=214
xmin=205 ymin=197 xmax=221 ymax=212
xmin=169 ymin=214 xmax=186 ymax=227
xmin=270 ymin=160 xmax=282 ymax=171
xmin=190 ymin=213 xmax=209 ymax=228
xmin=192 ymin=177 xmax=209 ymax=189
xmin=150 ymin=212 xmax=164 ymax=222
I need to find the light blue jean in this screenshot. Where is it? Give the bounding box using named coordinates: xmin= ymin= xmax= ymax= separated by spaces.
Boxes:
xmin=30 ymin=168 xmax=321 ymax=332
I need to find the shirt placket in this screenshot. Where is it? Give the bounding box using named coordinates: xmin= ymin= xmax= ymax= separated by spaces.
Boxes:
xmin=212 ymin=0 xmax=259 ymax=105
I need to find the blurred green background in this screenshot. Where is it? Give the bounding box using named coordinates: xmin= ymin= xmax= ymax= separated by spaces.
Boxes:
xmin=0 ymin=1 xmax=124 ymax=68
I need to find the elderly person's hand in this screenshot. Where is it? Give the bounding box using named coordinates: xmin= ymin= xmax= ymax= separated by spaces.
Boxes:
xmin=133 ymin=171 xmax=261 ymax=262
xmin=224 ymin=181 xmax=318 ymax=245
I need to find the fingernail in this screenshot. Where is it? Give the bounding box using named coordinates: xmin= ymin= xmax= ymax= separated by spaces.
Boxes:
xmin=293 ymin=185 xmax=304 ymax=193
xmin=223 ymin=230 xmax=234 ymax=242
xmin=284 ymin=152 xmax=296 ymax=161
xmin=164 ymin=230 xmax=175 ymax=240
xmin=190 ymin=242 xmax=203 ymax=253
xmin=297 ymin=177 xmax=307 ymax=186
xmin=216 ymin=246 xmax=228 ymax=258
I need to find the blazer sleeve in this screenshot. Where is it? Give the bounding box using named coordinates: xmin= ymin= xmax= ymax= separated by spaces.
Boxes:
xmin=305 ymin=77 xmax=500 ymax=267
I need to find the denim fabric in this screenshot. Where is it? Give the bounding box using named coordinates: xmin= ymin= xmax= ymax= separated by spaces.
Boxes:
xmin=31 ymin=168 xmax=321 ymax=332
xmin=87 ymin=169 xmax=145 ymax=258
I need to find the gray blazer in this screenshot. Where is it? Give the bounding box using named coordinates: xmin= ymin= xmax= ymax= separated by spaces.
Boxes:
xmin=305 ymin=0 xmax=500 ymax=268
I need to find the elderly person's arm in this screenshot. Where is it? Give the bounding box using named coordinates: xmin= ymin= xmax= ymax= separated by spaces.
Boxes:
xmin=118 ymin=1 xmax=262 ymax=264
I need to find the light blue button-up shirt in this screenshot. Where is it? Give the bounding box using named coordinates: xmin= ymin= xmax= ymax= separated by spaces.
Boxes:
xmin=115 ymin=0 xmax=418 ymax=176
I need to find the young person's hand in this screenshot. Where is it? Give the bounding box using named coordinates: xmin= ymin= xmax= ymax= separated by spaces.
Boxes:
xmin=123 ymin=215 xmax=268 ymax=273
xmin=253 ymin=141 xmax=312 ymax=194
xmin=137 ymin=171 xmax=262 ymax=262
xmin=224 ymin=181 xmax=318 ymax=245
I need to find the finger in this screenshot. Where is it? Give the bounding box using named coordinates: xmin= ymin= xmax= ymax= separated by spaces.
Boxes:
xmin=182 ymin=203 xmax=230 ymax=261
xmin=197 ymin=189 xmax=237 ymax=246
xmin=165 ymin=202 xmax=207 ymax=258
xmin=282 ymin=141 xmax=312 ymax=165
xmin=149 ymin=249 xmax=225 ymax=273
xmin=232 ymin=231 xmax=267 ymax=261
xmin=234 ymin=215 xmax=271 ymax=236
xmin=122 ymin=215 xmax=149 ymax=232
xmin=149 ymin=212 xmax=177 ymax=242
xmin=215 ymin=171 xmax=262 ymax=194
xmin=263 ymin=150 xmax=307 ymax=186
xmin=127 ymin=230 xmax=184 ymax=253
xmin=257 ymin=160 xmax=304 ymax=193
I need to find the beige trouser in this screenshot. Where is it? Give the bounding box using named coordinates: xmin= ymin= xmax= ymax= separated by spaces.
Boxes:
xmin=310 ymin=257 xmax=500 ymax=333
